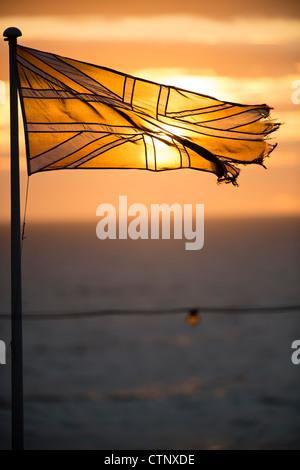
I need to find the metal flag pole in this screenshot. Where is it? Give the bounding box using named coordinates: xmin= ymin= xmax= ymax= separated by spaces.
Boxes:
xmin=3 ymin=27 xmax=24 ymax=451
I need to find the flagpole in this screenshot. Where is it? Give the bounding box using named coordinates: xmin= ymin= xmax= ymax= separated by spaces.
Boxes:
xmin=3 ymin=27 xmax=24 ymax=451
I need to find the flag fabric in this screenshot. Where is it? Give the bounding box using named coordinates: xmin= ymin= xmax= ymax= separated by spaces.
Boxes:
xmin=16 ymin=45 xmax=279 ymax=185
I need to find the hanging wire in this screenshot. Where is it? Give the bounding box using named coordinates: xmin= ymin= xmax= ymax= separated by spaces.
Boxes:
xmin=0 ymin=304 xmax=299 ymax=320
xmin=11 ymin=175 xmax=30 ymax=321
xmin=21 ymin=174 xmax=30 ymax=251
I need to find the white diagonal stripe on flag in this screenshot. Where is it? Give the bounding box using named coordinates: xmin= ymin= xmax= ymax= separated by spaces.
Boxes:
xmin=30 ymin=132 xmax=109 ymax=172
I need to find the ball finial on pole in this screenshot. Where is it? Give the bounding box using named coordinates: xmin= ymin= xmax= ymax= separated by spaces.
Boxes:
xmin=3 ymin=27 xmax=22 ymax=40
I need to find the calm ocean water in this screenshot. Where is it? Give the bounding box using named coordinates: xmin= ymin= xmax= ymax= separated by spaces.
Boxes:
xmin=0 ymin=216 xmax=299 ymax=449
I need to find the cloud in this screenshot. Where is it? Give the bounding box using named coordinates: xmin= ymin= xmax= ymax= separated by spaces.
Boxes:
xmin=1 ymin=0 xmax=299 ymax=19
xmin=1 ymin=15 xmax=300 ymax=45
xmin=134 ymin=70 xmax=300 ymax=112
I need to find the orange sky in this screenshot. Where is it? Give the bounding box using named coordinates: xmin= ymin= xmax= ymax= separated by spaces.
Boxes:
xmin=0 ymin=0 xmax=299 ymax=221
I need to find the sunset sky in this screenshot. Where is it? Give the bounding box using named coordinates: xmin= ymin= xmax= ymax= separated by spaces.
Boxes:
xmin=0 ymin=0 xmax=299 ymax=221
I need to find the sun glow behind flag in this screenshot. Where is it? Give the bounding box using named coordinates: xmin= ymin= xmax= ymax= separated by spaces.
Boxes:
xmin=16 ymin=45 xmax=279 ymax=184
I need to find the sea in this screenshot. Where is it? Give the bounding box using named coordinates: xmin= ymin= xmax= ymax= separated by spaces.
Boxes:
xmin=0 ymin=216 xmax=299 ymax=449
